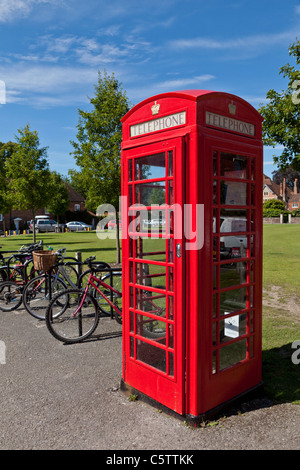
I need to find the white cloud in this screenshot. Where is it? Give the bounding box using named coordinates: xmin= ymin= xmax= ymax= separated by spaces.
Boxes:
xmin=0 ymin=0 xmax=61 ymax=22
xmin=157 ymin=74 xmax=215 ymax=90
xmin=170 ymin=31 xmax=298 ymax=51
xmin=0 ymin=63 xmax=99 ymax=106
xmin=27 ymin=32 xmax=151 ymax=67
xmin=46 ymin=36 xmax=78 ymax=54
xmin=125 ymin=75 xmax=216 ymax=105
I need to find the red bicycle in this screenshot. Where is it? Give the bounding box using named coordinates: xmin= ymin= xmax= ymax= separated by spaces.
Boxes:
xmin=45 ymin=257 xmax=122 ymax=343
xmin=45 ymin=256 xmax=166 ymax=344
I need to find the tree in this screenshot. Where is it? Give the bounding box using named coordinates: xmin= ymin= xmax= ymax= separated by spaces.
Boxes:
xmin=5 ymin=124 xmax=51 ymax=242
xmin=0 ymin=141 xmax=18 ymax=235
xmin=67 ymin=169 xmax=88 ymax=200
xmin=47 ymin=172 xmax=70 ymax=229
xmin=259 ymin=39 xmax=300 ymax=172
xmin=70 ymin=71 xmax=130 ymax=263
xmin=272 ymin=166 xmax=300 ymax=190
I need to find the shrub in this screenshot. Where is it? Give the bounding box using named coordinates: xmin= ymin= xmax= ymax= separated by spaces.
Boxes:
xmin=263 ymin=208 xmax=282 ymax=217
xmin=263 ymin=199 xmax=286 ymax=211
xmin=292 ymin=209 xmax=300 ymax=217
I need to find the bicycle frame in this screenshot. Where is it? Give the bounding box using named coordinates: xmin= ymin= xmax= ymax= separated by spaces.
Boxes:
xmin=1 ymin=254 xmax=34 ymax=284
xmin=25 ymin=262 xmax=74 ymax=299
xmin=73 ymin=270 xmax=164 ymax=320
xmin=74 ymin=272 xmax=122 ymax=318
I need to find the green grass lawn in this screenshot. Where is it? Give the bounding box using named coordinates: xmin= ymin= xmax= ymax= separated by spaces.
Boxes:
xmin=262 ymin=224 xmax=300 ymax=405
xmin=1 ymin=225 xmax=299 ymax=405
xmin=0 ymin=230 xmax=121 ymax=264
xmin=263 ymin=224 xmax=300 ymax=294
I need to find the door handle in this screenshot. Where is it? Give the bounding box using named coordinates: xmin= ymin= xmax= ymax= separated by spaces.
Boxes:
xmin=176 ymin=243 xmax=181 ymax=258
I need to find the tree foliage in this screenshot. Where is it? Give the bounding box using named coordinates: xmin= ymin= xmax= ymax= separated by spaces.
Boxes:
xmin=259 ymin=39 xmax=300 ymax=172
xmin=0 ymin=141 xmax=18 ymax=234
xmin=5 ymin=124 xmax=51 ymax=241
xmin=70 ymin=70 xmax=130 ymax=213
xmin=263 ymin=199 xmax=286 ymax=210
xmin=70 ymin=70 xmax=130 ymax=262
xmin=263 ymin=199 xmax=287 ymax=217
xmin=272 ymin=166 xmax=300 ymax=190
xmin=46 ymin=171 xmax=70 ymax=226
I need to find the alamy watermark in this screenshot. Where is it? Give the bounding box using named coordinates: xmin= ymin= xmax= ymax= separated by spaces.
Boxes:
xmin=0 ymin=80 xmax=6 ymax=104
xmin=0 ymin=341 xmax=6 ymax=364
xmin=96 ymin=197 xmax=204 ymax=251
xmin=291 ymin=340 xmax=300 ymax=365
xmin=291 ymin=79 xmax=300 ymax=105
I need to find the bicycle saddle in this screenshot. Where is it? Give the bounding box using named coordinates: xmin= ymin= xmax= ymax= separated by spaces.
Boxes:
xmin=85 ymin=256 xmax=111 ymax=270
xmin=13 ymin=252 xmax=31 ymax=260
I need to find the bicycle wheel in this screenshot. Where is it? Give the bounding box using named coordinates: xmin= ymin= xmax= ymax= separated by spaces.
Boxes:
xmin=60 ymin=261 xmax=79 ymax=288
xmin=0 ymin=281 xmax=23 ymax=311
xmin=0 ymin=267 xmax=7 ymax=283
xmin=22 ymin=274 xmax=68 ymax=320
xmin=45 ymin=288 xmax=100 ymax=343
xmin=25 ymin=259 xmax=37 ymax=281
xmin=95 ymin=272 xmax=122 ymax=316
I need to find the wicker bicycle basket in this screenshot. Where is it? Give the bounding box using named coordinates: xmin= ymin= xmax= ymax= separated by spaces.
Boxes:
xmin=33 ymin=250 xmax=58 ymax=272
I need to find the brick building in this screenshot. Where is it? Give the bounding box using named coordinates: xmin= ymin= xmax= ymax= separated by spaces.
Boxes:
xmin=0 ymin=183 xmax=85 ymax=232
xmin=287 ymin=179 xmax=300 ymax=212
xmin=263 ymin=174 xmax=298 ymax=209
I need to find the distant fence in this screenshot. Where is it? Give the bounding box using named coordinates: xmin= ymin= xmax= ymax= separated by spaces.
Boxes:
xmin=264 ymin=216 xmax=300 ymax=224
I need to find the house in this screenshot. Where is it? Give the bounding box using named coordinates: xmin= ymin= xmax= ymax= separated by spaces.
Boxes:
xmin=65 ymin=183 xmax=86 ymax=213
xmin=263 ymin=174 xmax=294 ymax=208
xmin=0 ymin=183 xmax=85 ymax=232
xmin=287 ymin=179 xmax=300 ymax=212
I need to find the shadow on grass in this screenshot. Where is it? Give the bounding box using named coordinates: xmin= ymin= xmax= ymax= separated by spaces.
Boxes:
xmin=77 ymin=247 xmax=117 ymax=253
xmin=262 ymin=343 xmax=300 ymax=405
xmin=216 ymin=343 xmax=300 ymax=421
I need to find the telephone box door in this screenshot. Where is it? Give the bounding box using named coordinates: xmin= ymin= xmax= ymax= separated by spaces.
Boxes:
xmin=122 ymin=137 xmax=185 ymax=414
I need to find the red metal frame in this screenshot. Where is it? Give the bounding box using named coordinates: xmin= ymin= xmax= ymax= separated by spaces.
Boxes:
xmin=121 ymin=90 xmax=263 ymax=420
xmin=122 ymin=138 xmax=185 ymax=414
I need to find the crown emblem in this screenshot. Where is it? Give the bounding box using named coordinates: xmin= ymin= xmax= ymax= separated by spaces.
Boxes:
xmin=229 ymin=101 xmax=236 ymax=115
xmin=151 ymin=101 xmax=160 ymax=115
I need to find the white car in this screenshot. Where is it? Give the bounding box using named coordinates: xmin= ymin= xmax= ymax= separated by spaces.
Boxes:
xmin=66 ymin=221 xmax=92 ymax=232
xmin=213 ymin=217 xmax=251 ymax=259
xmin=29 ymin=218 xmax=65 ymax=233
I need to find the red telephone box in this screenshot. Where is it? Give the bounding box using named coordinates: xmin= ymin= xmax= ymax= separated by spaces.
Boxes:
xmin=120 ymin=90 xmax=263 ymax=421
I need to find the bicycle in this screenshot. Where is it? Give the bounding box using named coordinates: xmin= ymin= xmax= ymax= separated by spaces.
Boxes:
xmin=45 ymin=257 xmax=122 ymax=343
xmin=21 ymin=248 xmax=79 ymax=319
xmin=0 ymin=240 xmax=43 ymax=283
xmin=78 ymin=260 xmax=122 ymax=317
xmin=0 ymin=241 xmax=44 ymax=312
xmin=45 ymin=256 xmax=166 ymax=344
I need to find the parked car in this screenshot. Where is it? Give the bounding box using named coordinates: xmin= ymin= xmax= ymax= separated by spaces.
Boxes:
xmin=213 ymin=216 xmax=252 ymax=259
xmin=66 ymin=221 xmax=92 ymax=232
xmin=107 ymin=220 xmax=122 ymax=230
xmin=29 ymin=215 xmax=49 ymax=231
xmin=29 ymin=218 xmax=65 ymax=233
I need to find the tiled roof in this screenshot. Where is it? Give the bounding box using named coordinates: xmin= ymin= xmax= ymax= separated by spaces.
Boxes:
xmin=263 ymin=174 xmax=295 ymax=201
xmin=65 ymin=183 xmax=85 ymax=202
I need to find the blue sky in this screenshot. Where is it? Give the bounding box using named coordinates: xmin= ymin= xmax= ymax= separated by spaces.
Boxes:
xmin=0 ymin=0 xmax=299 ymax=178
